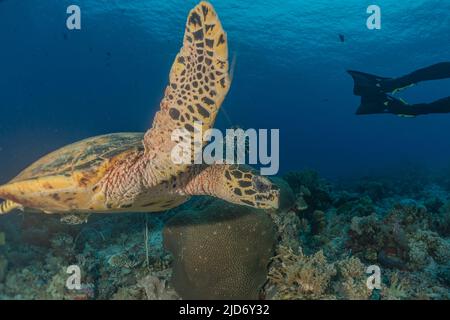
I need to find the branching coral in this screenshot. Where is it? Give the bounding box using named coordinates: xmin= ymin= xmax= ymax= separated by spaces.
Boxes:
xmin=388 ymin=200 xmax=429 ymax=232
xmin=334 ymin=257 xmax=371 ymax=300
xmin=348 ymin=214 xmax=384 ymax=263
xmin=347 ymin=200 xmax=450 ymax=273
xmin=409 ymin=230 xmax=450 ymax=265
xmin=406 ymin=238 xmax=429 ymax=270
xmin=270 ymin=210 xmax=302 ymax=250
xmin=381 ymin=272 xmax=410 ymax=300
xmin=268 ymin=246 xmax=336 ymax=299
xmin=137 ymin=275 xmax=179 ymax=300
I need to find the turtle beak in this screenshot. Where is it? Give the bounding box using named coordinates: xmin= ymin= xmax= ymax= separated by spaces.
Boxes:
xmin=255 ymin=185 xmax=280 ymax=210
xmin=267 ymin=187 xmax=280 ymax=209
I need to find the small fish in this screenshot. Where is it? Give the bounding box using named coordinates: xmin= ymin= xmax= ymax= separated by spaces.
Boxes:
xmin=339 ymin=34 xmax=345 ymax=42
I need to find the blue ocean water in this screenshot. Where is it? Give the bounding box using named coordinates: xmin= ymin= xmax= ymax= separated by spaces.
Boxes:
xmin=0 ymin=0 xmax=449 ymax=182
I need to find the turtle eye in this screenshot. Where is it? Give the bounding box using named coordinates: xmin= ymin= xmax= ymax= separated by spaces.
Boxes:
xmin=252 ymin=176 xmax=271 ymax=193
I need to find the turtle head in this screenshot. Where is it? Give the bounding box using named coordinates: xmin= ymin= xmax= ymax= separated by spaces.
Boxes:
xmin=217 ymin=165 xmax=280 ymax=210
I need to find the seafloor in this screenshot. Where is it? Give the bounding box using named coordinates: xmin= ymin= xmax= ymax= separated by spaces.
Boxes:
xmin=1 ymin=167 xmax=450 ymax=300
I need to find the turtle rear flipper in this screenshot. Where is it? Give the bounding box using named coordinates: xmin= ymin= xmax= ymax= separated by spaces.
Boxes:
xmin=0 ymin=200 xmax=23 ymax=214
xmin=144 ymin=1 xmax=231 ymax=180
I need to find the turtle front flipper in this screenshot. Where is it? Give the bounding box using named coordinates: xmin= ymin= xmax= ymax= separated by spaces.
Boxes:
xmin=144 ymin=2 xmax=231 ymax=181
xmin=180 ymin=165 xmax=280 ymax=210
xmin=0 ymin=200 xmax=23 ymax=214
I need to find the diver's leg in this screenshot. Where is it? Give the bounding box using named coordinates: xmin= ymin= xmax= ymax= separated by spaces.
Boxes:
xmin=405 ymin=62 xmax=450 ymax=83
xmin=387 ymin=96 xmax=450 ymax=116
xmin=417 ymin=96 xmax=450 ymax=114
xmin=383 ymin=62 xmax=450 ymax=93
xmin=348 ymin=62 xmax=450 ymax=96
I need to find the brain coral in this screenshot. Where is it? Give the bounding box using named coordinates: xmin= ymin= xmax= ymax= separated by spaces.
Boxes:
xmin=163 ymin=200 xmax=277 ymax=300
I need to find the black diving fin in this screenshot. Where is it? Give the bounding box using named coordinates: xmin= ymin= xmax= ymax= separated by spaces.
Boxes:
xmin=347 ymin=70 xmax=391 ymax=96
xmin=355 ymin=92 xmax=415 ymax=116
xmin=354 ymin=93 xmax=388 ymax=115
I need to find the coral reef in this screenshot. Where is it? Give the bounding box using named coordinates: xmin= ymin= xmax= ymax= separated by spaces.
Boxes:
xmin=334 ymin=257 xmax=372 ymax=300
xmin=137 ymin=275 xmax=178 ymax=300
xmin=0 ymin=255 xmax=7 ymax=283
xmin=0 ymin=169 xmax=450 ymax=300
xmin=163 ymin=201 xmax=277 ymax=300
xmin=268 ymin=246 xmax=336 ymax=299
xmin=266 ymin=246 xmax=371 ymax=300
xmin=0 ymin=212 xmax=176 ymax=300
xmin=266 ymin=169 xmax=450 ymax=299
xmin=346 ymin=201 xmax=450 ymax=272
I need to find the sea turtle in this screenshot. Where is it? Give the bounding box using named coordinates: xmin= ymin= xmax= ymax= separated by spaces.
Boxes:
xmin=0 ymin=2 xmax=280 ymax=223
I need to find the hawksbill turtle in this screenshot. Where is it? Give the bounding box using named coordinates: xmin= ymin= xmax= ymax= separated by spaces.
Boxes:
xmin=0 ymin=2 xmax=280 ymax=223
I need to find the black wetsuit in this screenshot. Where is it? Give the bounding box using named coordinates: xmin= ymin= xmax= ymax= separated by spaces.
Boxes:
xmin=348 ymin=62 xmax=450 ymax=116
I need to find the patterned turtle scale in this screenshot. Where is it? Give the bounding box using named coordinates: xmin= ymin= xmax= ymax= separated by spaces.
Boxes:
xmin=12 ymin=133 xmax=144 ymax=183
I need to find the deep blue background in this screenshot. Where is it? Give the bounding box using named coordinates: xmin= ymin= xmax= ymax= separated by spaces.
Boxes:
xmin=0 ymin=0 xmax=449 ymax=182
